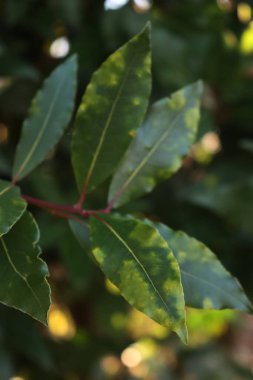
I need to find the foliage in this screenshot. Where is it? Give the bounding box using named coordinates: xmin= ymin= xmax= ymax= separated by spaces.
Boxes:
xmin=1 ymin=21 xmax=251 ymax=349
xmin=1 ymin=1 xmax=253 ymax=379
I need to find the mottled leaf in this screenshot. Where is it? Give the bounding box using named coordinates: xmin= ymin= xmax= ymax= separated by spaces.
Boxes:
xmin=0 ymin=179 xmax=26 ymax=236
xmin=108 ymin=81 xmax=203 ymax=207
xmin=13 ymin=55 xmax=77 ymax=181
xmin=154 ymin=222 xmax=252 ymax=312
xmin=90 ymin=214 xmax=187 ymax=342
xmin=0 ymin=212 xmax=51 ymax=324
xmin=71 ymin=23 xmax=151 ymax=194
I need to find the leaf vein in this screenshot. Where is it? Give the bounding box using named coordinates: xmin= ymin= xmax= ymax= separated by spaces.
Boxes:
xmin=0 ymin=237 xmax=45 ymax=314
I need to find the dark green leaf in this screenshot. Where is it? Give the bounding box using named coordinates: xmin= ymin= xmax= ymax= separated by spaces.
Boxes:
xmin=68 ymin=219 xmax=97 ymax=264
xmin=0 ymin=212 xmax=51 ymax=324
xmin=0 ymin=179 xmax=26 ymax=236
xmin=58 ymin=222 xmax=95 ymax=291
xmin=154 ymin=222 xmax=252 ymax=312
xmin=69 ymin=220 xmax=91 ymax=254
xmin=90 ymin=214 xmax=187 ymax=342
xmin=71 ymin=23 xmax=151 ymax=194
xmin=108 ymin=81 xmax=203 ymax=207
xmin=12 ymin=55 xmax=77 ymax=181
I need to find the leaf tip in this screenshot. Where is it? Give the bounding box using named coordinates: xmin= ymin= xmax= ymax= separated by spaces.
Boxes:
xmin=139 ymin=21 xmax=151 ymax=39
xmin=175 ymin=324 xmax=188 ymax=345
xmin=195 ymin=79 xmax=204 ymax=98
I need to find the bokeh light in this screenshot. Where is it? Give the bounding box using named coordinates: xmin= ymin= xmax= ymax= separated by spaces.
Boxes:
xmin=237 ymin=3 xmax=252 ymax=23
xmin=240 ymin=22 xmax=253 ymax=53
xmin=0 ymin=123 xmax=8 ymax=143
xmin=104 ymin=0 xmax=128 ymax=10
xmin=48 ymin=304 xmax=76 ymax=339
xmin=121 ymin=346 xmax=142 ymax=368
xmin=49 ymin=37 xmax=70 ymax=58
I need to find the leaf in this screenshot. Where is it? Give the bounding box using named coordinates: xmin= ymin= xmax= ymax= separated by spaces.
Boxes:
xmin=154 ymin=222 xmax=252 ymax=312
xmin=0 ymin=212 xmax=51 ymax=324
xmin=68 ymin=219 xmax=96 ymax=264
xmin=58 ymin=222 xmax=95 ymax=291
xmin=71 ymin=23 xmax=151 ymax=194
xmin=0 ymin=179 xmax=26 ymax=236
xmin=108 ymin=81 xmax=203 ymax=207
xmin=12 ymin=55 xmax=77 ymax=181
xmin=69 ymin=220 xmax=91 ymax=254
xmin=90 ymin=214 xmax=187 ymax=343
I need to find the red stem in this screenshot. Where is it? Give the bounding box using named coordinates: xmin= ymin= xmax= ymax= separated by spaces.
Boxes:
xmin=75 ymin=174 xmax=90 ymax=210
xmin=22 ymin=194 xmax=111 ymax=219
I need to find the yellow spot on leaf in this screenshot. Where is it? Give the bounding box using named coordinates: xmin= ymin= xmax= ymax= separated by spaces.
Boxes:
xmin=203 ymin=297 xmax=214 ymax=309
xmin=169 ymin=91 xmax=186 ymax=110
xmin=105 ymin=278 xmax=120 ymax=295
xmin=93 ymin=247 xmax=104 ymax=264
xmin=185 ymin=108 xmax=200 ymax=130
xmin=132 ymin=97 xmax=141 ymax=106
xmin=128 ymin=129 xmax=137 ymax=138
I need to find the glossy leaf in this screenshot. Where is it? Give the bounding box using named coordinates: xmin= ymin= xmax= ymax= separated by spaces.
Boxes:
xmin=90 ymin=214 xmax=187 ymax=342
xmin=108 ymin=81 xmax=203 ymax=207
xmin=154 ymin=222 xmax=252 ymax=312
xmin=0 ymin=212 xmax=51 ymax=324
xmin=71 ymin=24 xmax=151 ymax=194
xmin=0 ymin=179 xmax=26 ymax=236
xmin=13 ymin=55 xmax=77 ymax=181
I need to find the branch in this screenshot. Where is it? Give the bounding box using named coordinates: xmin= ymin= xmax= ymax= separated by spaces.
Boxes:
xmin=22 ymin=194 xmax=111 ymax=219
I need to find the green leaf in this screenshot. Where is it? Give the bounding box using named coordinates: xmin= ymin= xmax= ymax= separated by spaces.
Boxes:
xmin=69 ymin=220 xmax=91 ymax=254
xmin=154 ymin=222 xmax=252 ymax=313
xmin=68 ymin=219 xmax=96 ymax=264
xmin=108 ymin=81 xmax=203 ymax=207
xmin=71 ymin=23 xmax=151 ymax=194
xmin=90 ymin=214 xmax=187 ymax=343
xmin=0 ymin=179 xmax=26 ymax=236
xmin=0 ymin=212 xmax=51 ymax=324
xmin=12 ymin=55 xmax=77 ymax=181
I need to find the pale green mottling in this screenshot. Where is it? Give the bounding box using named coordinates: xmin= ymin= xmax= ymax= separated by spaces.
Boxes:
xmin=132 ymin=97 xmax=141 ymax=106
xmin=109 ymin=81 xmax=203 ymax=208
xmin=185 ymin=107 xmax=200 ymax=130
xmin=153 ymin=221 xmax=253 ymax=313
xmin=93 ymin=247 xmax=104 ymax=264
xmin=169 ymin=91 xmax=186 ymax=110
xmin=178 ymin=251 xmax=187 ymax=262
xmin=203 ymin=297 xmax=214 ymax=309
xmin=128 ymin=130 xmax=137 ymax=138
xmin=109 ymin=50 xmax=125 ymax=70
xmin=90 ymin=214 xmax=187 ymax=343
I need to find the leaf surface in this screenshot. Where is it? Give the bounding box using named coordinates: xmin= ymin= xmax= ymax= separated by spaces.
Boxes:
xmin=13 ymin=55 xmax=77 ymax=181
xmin=90 ymin=214 xmax=187 ymax=342
xmin=0 ymin=179 xmax=26 ymax=236
xmin=0 ymin=212 xmax=51 ymax=324
xmin=108 ymin=81 xmax=203 ymax=207
xmin=72 ymin=24 xmax=151 ymax=194
xmin=154 ymin=222 xmax=252 ymax=312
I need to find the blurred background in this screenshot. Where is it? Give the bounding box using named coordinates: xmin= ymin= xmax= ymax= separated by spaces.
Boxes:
xmin=1 ymin=0 xmax=253 ymax=379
